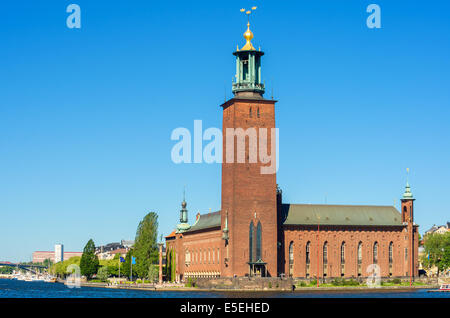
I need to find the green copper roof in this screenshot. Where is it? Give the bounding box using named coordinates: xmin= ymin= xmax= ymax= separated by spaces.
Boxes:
xmin=402 ymin=182 xmax=414 ymax=200
xmin=184 ymin=211 xmax=221 ymax=233
xmin=176 ymin=223 xmax=191 ymax=233
xmin=282 ymin=204 xmax=403 ymax=226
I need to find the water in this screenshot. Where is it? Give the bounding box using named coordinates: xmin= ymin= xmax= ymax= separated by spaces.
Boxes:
xmin=1 ymin=279 xmax=449 ymax=298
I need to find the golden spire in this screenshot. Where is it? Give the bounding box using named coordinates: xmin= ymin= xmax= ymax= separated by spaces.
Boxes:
xmin=239 ymin=6 xmax=257 ymax=51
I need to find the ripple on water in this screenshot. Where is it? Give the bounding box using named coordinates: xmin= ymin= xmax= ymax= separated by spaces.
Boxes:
xmin=0 ymin=279 xmax=449 ymax=298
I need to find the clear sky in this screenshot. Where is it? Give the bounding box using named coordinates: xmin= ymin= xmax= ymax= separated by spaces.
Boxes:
xmin=0 ymin=1 xmax=449 ymax=262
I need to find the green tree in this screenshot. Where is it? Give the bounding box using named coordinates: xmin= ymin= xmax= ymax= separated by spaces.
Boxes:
xmin=43 ymin=258 xmax=53 ymax=268
xmin=133 ymin=212 xmax=159 ymax=279
xmin=148 ymin=264 xmax=158 ymax=283
xmin=96 ymin=266 xmax=109 ymax=282
xmin=0 ymin=266 xmax=13 ymax=274
xmin=172 ymin=249 xmax=176 ymax=282
xmin=80 ymin=239 xmax=99 ymax=279
xmin=422 ymin=232 xmax=450 ymax=275
xmin=165 ymin=248 xmax=171 ymax=281
xmin=99 ymin=258 xmax=120 ymax=277
xmin=122 ymin=249 xmax=137 ymax=280
xmin=50 ymin=256 xmax=81 ymax=278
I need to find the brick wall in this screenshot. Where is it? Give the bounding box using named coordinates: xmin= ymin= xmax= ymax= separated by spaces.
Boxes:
xmin=221 ymin=98 xmax=278 ymax=277
xmin=283 ymin=225 xmax=417 ymax=278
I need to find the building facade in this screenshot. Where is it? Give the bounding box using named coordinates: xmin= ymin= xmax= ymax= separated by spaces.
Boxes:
xmin=54 ymin=244 xmax=64 ymax=263
xmin=32 ymin=251 xmax=83 ymax=263
xmin=165 ymin=20 xmax=419 ymax=281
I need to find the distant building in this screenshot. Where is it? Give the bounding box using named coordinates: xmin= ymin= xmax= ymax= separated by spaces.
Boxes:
xmin=425 ymin=223 xmax=449 ymax=235
xmin=97 ymin=248 xmax=128 ymax=260
xmin=32 ymin=250 xmax=82 ymax=263
xmin=110 ymin=248 xmax=128 ymax=259
xmin=95 ymin=240 xmax=134 ymax=260
xmin=32 ymin=251 xmax=54 ymax=263
xmin=121 ymin=240 xmax=134 ymax=248
xmin=54 ymin=244 xmax=64 ymax=263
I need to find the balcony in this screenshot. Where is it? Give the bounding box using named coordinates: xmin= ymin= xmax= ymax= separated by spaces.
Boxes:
xmin=232 ymin=82 xmax=265 ymax=94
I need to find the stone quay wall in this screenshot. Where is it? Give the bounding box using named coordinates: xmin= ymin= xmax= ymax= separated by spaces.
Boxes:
xmin=194 ymin=277 xmax=294 ymax=290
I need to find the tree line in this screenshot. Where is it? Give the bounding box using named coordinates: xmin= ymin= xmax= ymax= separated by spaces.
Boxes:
xmin=50 ymin=211 xmax=162 ymax=282
xmin=421 ymin=232 xmax=450 ymax=276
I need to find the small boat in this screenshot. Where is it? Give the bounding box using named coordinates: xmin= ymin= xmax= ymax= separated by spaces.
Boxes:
xmin=427 ymin=284 xmax=450 ymax=292
xmin=45 ymin=277 xmax=57 ymax=283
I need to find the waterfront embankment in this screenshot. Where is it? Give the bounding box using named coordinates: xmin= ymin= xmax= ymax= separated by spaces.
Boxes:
xmin=74 ymin=280 xmax=440 ymax=293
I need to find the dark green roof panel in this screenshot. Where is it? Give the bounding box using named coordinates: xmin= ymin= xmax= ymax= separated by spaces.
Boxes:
xmin=185 ymin=211 xmax=221 ymax=233
xmin=282 ymin=204 xmax=403 ymax=226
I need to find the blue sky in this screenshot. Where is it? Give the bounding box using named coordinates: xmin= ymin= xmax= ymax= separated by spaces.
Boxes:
xmin=0 ymin=1 xmax=449 ymax=262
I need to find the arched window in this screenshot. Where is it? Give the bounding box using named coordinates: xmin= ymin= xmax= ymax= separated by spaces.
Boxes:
xmin=289 ymin=241 xmax=294 ymax=277
xmin=373 ymin=242 xmax=378 ymax=264
xmin=249 ymin=107 xmax=252 ymax=118
xmin=340 ymin=242 xmax=345 ymax=276
xmin=200 ymin=248 xmax=202 ymax=263
xmin=305 ymin=241 xmax=311 ymax=277
xmin=185 ymin=249 xmax=190 ymax=265
xmin=357 ymin=242 xmax=362 ymax=276
xmin=306 ymin=242 xmax=311 ymax=264
xmin=323 ymin=242 xmax=328 ymax=276
xmin=249 ymin=221 xmax=254 ymax=262
xmin=357 ymin=242 xmax=362 ymax=264
xmin=389 ymin=242 xmax=393 ymax=264
xmin=389 ymin=242 xmax=394 ymax=276
xmin=257 ymin=107 xmax=260 ymax=118
xmin=256 ymin=222 xmax=262 ymax=260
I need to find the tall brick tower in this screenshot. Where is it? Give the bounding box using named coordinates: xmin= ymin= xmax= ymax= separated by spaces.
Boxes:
xmin=220 ymin=18 xmax=278 ymax=277
xmin=400 ymin=176 xmax=419 ymax=280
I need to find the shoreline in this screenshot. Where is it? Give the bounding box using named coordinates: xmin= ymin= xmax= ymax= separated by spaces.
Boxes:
xmin=74 ymin=281 xmax=439 ymax=293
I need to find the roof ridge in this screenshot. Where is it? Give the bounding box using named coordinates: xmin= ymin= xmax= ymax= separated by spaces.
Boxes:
xmin=199 ymin=210 xmax=221 ymax=217
xmin=284 ymin=203 xmax=395 ymax=208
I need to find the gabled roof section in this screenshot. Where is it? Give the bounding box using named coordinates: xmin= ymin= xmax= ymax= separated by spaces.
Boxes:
xmin=165 ymin=230 xmax=176 ymax=240
xmin=282 ymin=204 xmax=403 ymax=227
xmin=184 ymin=211 xmax=221 ymax=233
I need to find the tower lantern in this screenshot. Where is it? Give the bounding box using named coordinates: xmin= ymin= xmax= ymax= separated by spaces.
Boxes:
xmin=232 ymin=7 xmax=265 ymax=97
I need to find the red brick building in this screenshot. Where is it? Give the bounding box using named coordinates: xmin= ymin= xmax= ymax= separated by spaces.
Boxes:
xmin=32 ymin=251 xmax=83 ymax=263
xmin=165 ymin=21 xmax=419 ymax=281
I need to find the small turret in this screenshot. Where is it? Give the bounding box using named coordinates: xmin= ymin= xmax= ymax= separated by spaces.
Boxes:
xmin=401 ymin=169 xmax=415 ymax=223
xmin=176 ymin=190 xmax=190 ymax=233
